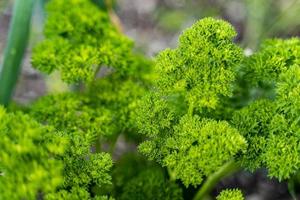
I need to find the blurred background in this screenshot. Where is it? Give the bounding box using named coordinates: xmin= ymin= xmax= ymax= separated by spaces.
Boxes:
xmin=0 ymin=0 xmax=300 ymax=199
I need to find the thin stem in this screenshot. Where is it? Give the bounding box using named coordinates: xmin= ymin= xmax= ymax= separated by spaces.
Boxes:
xmin=259 ymin=0 xmax=299 ymax=40
xmin=93 ymin=0 xmax=123 ymax=33
xmin=95 ymin=138 xmax=102 ymax=153
xmin=242 ymin=0 xmax=272 ymax=49
xmin=108 ymin=134 xmax=120 ymax=155
xmin=0 ymin=0 xmax=35 ymax=106
xmin=193 ymin=160 xmax=240 ymax=200
xmin=167 ymin=167 xmax=176 ymax=181
xmin=109 ymin=10 xmax=123 ymax=33
xmin=288 ymin=179 xmax=297 ymax=200
xmin=188 ymin=102 xmax=194 ymax=116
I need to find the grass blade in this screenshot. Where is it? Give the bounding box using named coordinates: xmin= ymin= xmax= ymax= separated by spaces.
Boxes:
xmin=0 ymin=0 xmax=35 ymax=106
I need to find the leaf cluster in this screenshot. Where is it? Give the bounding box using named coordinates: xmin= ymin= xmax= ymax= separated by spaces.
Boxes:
xmin=29 ymin=93 xmax=114 ymax=199
xmin=136 ymin=16 xmax=300 ymax=194
xmin=136 ymin=18 xmax=247 ymax=187
xmin=216 ymin=189 xmax=244 ymax=200
xmin=31 ymin=0 xmax=135 ymax=83
xmin=0 ymin=106 xmax=67 ymax=199
xmin=111 ymin=153 xmax=183 ymax=200
xmin=232 ymin=38 xmax=300 ymax=180
xmin=3 ymin=0 xmax=300 ymax=198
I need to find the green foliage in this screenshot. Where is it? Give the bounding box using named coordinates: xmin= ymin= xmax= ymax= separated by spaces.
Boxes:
xmin=232 ymin=99 xmax=275 ymax=171
xmin=58 ymin=150 xmax=113 ymax=194
xmin=119 ymin=169 xmax=183 ymax=200
xmin=216 ymin=189 xmax=244 ymax=200
xmin=139 ymin=115 xmax=246 ymax=187
xmin=232 ymin=38 xmax=300 ymax=181
xmin=0 ymin=106 xmax=67 ymax=199
xmin=86 ymin=73 xmax=152 ymax=138
xmin=111 ymin=153 xmax=183 ymax=200
xmin=30 ymin=93 xmax=115 ymax=138
xmin=136 ymin=17 xmax=300 ymax=197
xmin=31 ymin=0 xmax=135 ymax=83
xmin=29 ymin=94 xmax=114 ymax=199
xmin=3 ymin=1 xmax=300 ymax=197
xmin=232 ymin=38 xmax=300 ymax=107
xmin=28 ymin=52 xmax=152 ymax=199
xmin=155 ymin=17 xmax=243 ymax=110
xmin=241 ymin=38 xmax=300 ymax=87
xmin=30 ymin=69 xmax=152 ymax=141
xmin=46 ymin=186 xmax=114 ymax=200
xmin=136 ymin=17 xmax=246 ymax=187
xmin=29 ymin=6 xmax=153 ymax=194
xmin=276 ymin=64 xmax=300 ymax=120
xmin=112 ymin=153 xmax=156 ymax=191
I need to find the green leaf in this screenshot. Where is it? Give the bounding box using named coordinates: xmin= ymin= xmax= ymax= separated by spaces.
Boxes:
xmin=0 ymin=0 xmax=35 ymax=106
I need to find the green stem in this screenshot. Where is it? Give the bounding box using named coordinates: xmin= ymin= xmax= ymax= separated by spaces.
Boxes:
xmin=288 ymin=179 xmax=297 ymax=200
xmin=109 ymin=135 xmax=119 ymax=155
xmin=193 ymin=160 xmax=240 ymax=200
xmin=243 ymin=0 xmax=272 ymax=49
xmin=95 ymin=138 xmax=102 ymax=153
xmin=167 ymin=167 xmax=176 ymax=181
xmin=188 ymin=102 xmax=194 ymax=116
xmin=0 ymin=0 xmax=35 ymax=106
xmin=258 ymin=0 xmax=299 ymax=41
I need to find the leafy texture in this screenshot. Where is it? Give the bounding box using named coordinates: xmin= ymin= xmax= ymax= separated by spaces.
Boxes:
xmin=86 ymin=71 xmax=152 ymax=139
xmin=119 ymin=169 xmax=183 ymax=200
xmin=30 ymin=94 xmax=113 ymax=199
xmin=111 ymin=153 xmax=183 ymax=200
xmin=232 ymin=38 xmax=300 ymax=180
xmin=46 ymin=187 xmax=113 ymax=200
xmin=7 ymin=8 xmax=300 ymax=199
xmin=112 ymin=153 xmax=155 ymax=192
xmin=31 ymin=0 xmax=134 ymax=83
xmin=232 ymin=99 xmax=275 ymax=171
xmin=216 ymin=189 xmax=244 ymax=200
xmin=242 ymin=38 xmax=300 ymax=87
xmin=29 ymin=62 xmax=153 ymax=196
xmin=0 ymin=106 xmax=66 ymax=199
xmin=139 ymin=115 xmax=246 ymax=187
xmin=30 ymin=93 xmax=115 ymax=138
xmin=155 ymin=17 xmax=243 ymax=110
xmin=29 ymin=3 xmax=153 ymax=195
xmin=136 ymin=18 xmax=246 ymax=187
